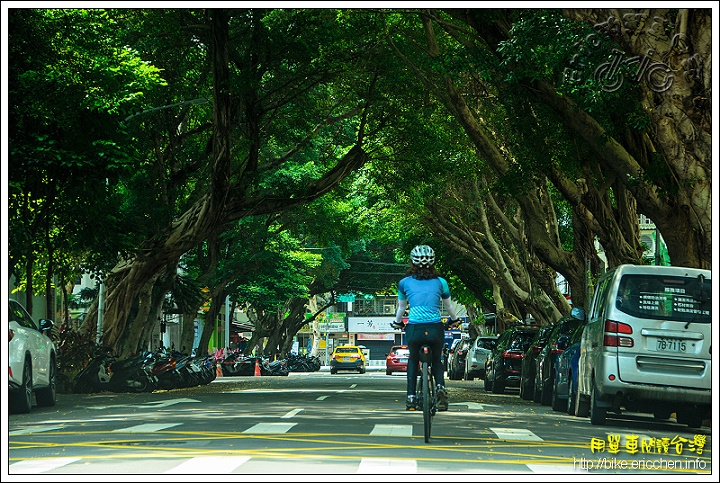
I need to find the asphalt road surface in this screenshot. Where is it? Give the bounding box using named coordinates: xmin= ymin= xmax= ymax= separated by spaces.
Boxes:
xmin=5 ymin=368 xmax=713 ymax=478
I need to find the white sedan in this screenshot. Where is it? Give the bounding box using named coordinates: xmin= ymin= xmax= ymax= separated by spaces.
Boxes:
xmin=8 ymin=299 xmax=57 ymax=413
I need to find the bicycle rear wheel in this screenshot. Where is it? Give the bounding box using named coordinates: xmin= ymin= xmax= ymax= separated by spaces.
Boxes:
xmin=421 ymin=361 xmax=432 ymax=443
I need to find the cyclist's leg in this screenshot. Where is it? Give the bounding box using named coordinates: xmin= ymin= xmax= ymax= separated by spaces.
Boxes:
xmin=405 ymin=324 xmax=420 ymax=408
xmin=429 ymin=323 xmax=445 ymax=386
xmin=429 ymin=322 xmax=448 ymax=411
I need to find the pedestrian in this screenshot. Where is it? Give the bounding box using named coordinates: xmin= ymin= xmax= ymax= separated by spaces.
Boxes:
xmin=393 ymin=245 xmax=461 ymax=411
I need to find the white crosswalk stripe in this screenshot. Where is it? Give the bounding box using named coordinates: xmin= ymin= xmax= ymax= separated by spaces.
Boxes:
xmin=164 ymin=456 xmax=251 ymax=474
xmin=9 ymin=458 xmax=81 ymax=474
xmin=357 ymin=457 xmax=418 ymax=473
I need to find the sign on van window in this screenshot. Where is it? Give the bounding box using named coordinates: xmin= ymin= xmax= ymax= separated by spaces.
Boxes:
xmin=617 ymin=275 xmax=711 ymax=322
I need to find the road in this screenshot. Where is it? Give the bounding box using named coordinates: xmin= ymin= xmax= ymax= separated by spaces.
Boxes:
xmin=5 ymin=368 xmax=712 ymax=478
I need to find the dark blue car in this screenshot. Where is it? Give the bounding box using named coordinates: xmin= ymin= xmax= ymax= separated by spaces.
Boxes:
xmin=551 ymin=322 xmax=585 ymax=413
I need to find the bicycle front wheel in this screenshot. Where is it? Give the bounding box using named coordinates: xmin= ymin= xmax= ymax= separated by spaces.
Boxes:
xmin=422 ymin=361 xmax=432 ymax=443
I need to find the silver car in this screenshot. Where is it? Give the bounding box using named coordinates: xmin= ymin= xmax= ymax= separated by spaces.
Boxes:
xmin=8 ymin=299 xmax=57 ymax=413
xmin=576 ymin=265 xmax=711 ymax=428
xmin=464 ymin=336 xmax=498 ymax=380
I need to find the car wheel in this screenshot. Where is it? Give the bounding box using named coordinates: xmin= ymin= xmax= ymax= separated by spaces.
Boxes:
xmin=465 ymin=367 xmax=473 ymax=381
xmin=653 ymin=408 xmax=671 ymax=420
xmin=491 ymin=375 xmax=505 ymax=394
xmin=35 ymin=357 xmax=57 ymax=407
xmin=567 ymin=373 xmax=577 ymax=416
xmin=484 ymin=373 xmax=492 ymax=391
xmin=10 ymin=359 xmax=32 ymax=414
xmin=386 ymin=369 xmax=392 ymax=376
xmin=540 ymin=374 xmax=552 ymax=406
xmin=589 ymin=380 xmax=606 ymax=425
xmin=359 ymin=366 xmax=365 ymax=374
xmin=330 ymin=367 xmax=337 ymax=374
xmin=551 ymin=381 xmax=565 ymax=412
xmin=677 ymin=407 xmax=703 ymax=429
xmin=532 ymin=374 xmax=542 ymax=403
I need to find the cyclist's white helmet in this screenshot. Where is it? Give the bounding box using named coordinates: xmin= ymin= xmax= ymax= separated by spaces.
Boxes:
xmin=410 ymin=245 xmax=435 ymax=267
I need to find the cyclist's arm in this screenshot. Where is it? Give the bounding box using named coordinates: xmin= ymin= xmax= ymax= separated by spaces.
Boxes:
xmin=395 ymin=298 xmax=408 ymax=326
xmin=442 ymin=285 xmax=460 ymax=326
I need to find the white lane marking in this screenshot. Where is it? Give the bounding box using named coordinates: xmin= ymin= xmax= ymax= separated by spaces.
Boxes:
xmin=357 ymin=458 xmax=417 ymax=474
xmin=350 ymin=384 xmax=357 ymax=388
xmin=316 ymin=395 xmax=330 ymax=400
xmin=281 ymin=408 xmax=303 ymax=418
xmin=164 ymin=456 xmax=251 ymax=474
xmin=369 ymin=424 xmax=413 ymax=437
xmin=527 ymin=464 xmax=589 ymax=473
xmin=112 ymin=423 xmax=182 ymax=433
xmin=490 ymin=427 xmax=543 ymax=441
xmin=88 ymin=398 xmax=200 ymax=410
xmin=9 ymin=426 xmax=63 ymax=436
xmin=243 ymin=422 xmax=297 ymax=434
xmin=450 ymin=401 xmax=500 ymax=410
xmin=9 ymin=458 xmax=81 ymax=474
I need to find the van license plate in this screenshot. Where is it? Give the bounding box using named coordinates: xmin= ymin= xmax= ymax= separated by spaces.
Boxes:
xmin=656 ymin=338 xmax=686 ymax=353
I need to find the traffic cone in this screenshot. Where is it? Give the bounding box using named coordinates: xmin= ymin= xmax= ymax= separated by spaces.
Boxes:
xmin=216 ymin=362 xmax=222 ymax=377
xmin=254 ymin=358 xmax=261 ymax=377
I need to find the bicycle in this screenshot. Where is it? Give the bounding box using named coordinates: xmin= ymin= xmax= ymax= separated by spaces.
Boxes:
xmin=394 ymin=319 xmax=459 ymax=443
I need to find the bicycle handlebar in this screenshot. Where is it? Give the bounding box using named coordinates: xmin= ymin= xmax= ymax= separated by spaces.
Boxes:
xmin=392 ymin=319 xmax=462 ymax=331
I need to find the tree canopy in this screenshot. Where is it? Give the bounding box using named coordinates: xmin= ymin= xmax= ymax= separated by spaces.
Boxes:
xmin=6 ymin=7 xmax=712 ymax=357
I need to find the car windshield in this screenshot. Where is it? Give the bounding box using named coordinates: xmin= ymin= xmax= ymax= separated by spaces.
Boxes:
xmin=335 ymin=348 xmax=358 ymax=354
xmin=616 ymin=274 xmax=711 ymax=323
xmin=393 ymin=349 xmax=410 ymax=357
xmin=509 ymin=332 xmax=536 ymax=351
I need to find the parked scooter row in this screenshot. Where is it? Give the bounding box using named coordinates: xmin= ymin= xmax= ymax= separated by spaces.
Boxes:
xmin=73 ymin=348 xmax=216 ymax=394
xmin=74 ymin=348 xmax=323 ymax=393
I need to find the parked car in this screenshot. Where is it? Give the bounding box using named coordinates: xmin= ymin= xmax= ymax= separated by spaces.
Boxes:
xmin=445 ymin=338 xmax=462 ymax=373
xmin=8 ymin=299 xmax=58 ymax=414
xmin=330 ymin=345 xmax=366 ymax=374
xmin=534 ymin=313 xmax=586 ymax=406
xmin=447 ymin=337 xmax=474 ymax=380
xmin=518 ymin=324 xmax=554 ymax=400
xmin=551 ymin=322 xmax=585 ymax=413
xmin=484 ymin=325 xmax=539 ymax=394
xmin=385 ymin=345 xmax=410 ymax=375
xmin=464 ymin=336 xmax=498 ymax=380
xmin=576 ymin=264 xmax=711 ymax=428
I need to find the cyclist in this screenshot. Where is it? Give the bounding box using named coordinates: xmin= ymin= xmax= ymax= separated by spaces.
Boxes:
xmin=393 ymin=245 xmax=461 ymax=411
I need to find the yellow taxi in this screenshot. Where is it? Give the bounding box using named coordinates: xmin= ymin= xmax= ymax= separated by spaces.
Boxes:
xmin=330 ymin=345 xmax=366 ymax=374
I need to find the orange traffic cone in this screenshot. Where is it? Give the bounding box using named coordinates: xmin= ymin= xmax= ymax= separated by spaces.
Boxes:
xmin=216 ymin=362 xmax=222 ymax=378
xmin=254 ymin=358 xmax=261 ymax=377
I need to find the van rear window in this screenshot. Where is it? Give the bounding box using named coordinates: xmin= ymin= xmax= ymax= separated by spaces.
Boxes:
xmin=616 ymin=274 xmax=711 ymax=322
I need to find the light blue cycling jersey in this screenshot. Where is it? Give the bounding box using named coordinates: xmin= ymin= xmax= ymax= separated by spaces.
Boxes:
xmin=398 ymin=276 xmax=451 ymax=324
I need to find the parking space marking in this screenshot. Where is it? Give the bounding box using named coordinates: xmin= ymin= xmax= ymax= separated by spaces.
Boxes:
xmin=357 ymin=457 xmax=417 ymax=474
xmin=243 ymin=422 xmax=297 ymax=434
xmin=369 ymin=424 xmax=413 ymax=437
xmin=164 ymin=456 xmax=251 ymax=474
xmin=9 ymin=458 xmax=81 ymax=474
xmin=490 ymin=428 xmax=543 ymax=441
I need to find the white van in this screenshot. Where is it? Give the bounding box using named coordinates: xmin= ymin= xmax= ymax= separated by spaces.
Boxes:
xmin=576 ymin=264 xmax=711 ymax=428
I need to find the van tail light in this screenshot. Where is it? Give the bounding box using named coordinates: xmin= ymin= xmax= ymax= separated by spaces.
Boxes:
xmin=603 ymin=319 xmax=634 ymax=347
